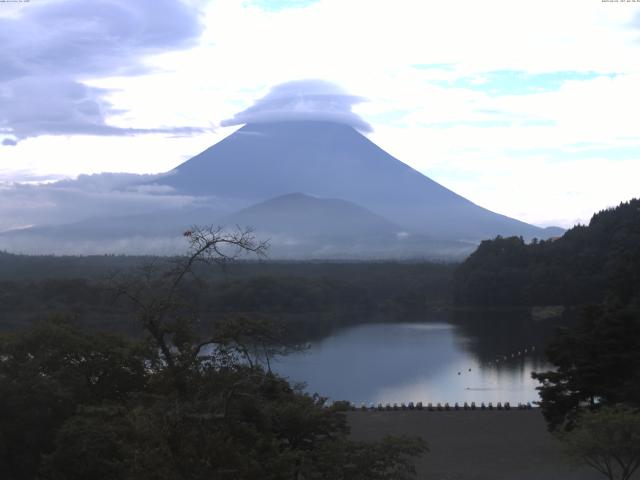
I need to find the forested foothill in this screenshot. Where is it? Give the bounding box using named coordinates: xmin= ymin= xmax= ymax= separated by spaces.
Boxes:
xmin=453 ymin=198 xmax=640 ymax=308
xmin=453 ymin=199 xmax=640 ymax=479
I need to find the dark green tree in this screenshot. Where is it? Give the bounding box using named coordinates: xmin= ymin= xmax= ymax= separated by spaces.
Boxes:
xmin=454 ymin=198 xmax=640 ymax=308
xmin=0 ymin=318 xmax=151 ymax=480
xmin=533 ymin=306 xmax=640 ymax=430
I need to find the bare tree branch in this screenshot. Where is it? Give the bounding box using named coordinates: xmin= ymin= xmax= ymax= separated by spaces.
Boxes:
xmin=104 ymin=225 xmax=268 ymax=384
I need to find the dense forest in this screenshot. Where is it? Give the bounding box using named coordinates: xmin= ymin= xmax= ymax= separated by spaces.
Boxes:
xmin=0 ymin=251 xmax=453 ymax=336
xmin=454 ymin=198 xmax=640 ymax=307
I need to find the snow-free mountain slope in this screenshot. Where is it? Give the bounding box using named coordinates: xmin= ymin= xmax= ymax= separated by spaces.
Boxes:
xmin=160 ymin=121 xmax=552 ymax=241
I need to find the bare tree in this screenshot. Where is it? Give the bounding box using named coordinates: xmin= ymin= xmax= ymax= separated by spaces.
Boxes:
xmin=210 ymin=314 xmax=307 ymax=373
xmin=109 ymin=226 xmax=268 ymax=379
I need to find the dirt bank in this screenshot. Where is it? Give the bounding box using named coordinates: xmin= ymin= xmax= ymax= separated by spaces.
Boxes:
xmin=348 ymin=409 xmax=618 ymax=480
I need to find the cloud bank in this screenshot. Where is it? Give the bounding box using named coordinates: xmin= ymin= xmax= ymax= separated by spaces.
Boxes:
xmin=221 ymin=80 xmax=372 ymax=132
xmin=0 ymin=173 xmax=194 ymax=234
xmin=0 ymin=0 xmax=205 ymax=144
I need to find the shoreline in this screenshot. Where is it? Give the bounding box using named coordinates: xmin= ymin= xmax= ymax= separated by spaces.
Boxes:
xmin=347 ymin=410 xmax=611 ymax=480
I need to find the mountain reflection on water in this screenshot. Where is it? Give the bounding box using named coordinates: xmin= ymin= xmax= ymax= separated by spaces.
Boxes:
xmin=273 ymin=310 xmax=567 ymax=405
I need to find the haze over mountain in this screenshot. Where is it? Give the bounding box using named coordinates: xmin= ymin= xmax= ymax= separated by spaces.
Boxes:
xmin=0 ymin=80 xmax=563 ymax=258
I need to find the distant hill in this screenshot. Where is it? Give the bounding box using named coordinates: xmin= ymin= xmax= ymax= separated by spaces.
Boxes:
xmin=453 ymin=198 xmax=640 ymax=307
xmin=0 ymin=207 xmax=222 ymax=255
xmin=219 ymin=192 xmax=475 ymax=259
xmin=223 ymin=192 xmax=400 ymax=238
xmin=5 ymin=207 xmax=221 ymax=239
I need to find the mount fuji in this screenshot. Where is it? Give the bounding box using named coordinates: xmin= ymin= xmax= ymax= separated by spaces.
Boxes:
xmin=156 ymin=120 xmax=560 ymax=241
xmin=0 ymin=80 xmax=563 ymax=258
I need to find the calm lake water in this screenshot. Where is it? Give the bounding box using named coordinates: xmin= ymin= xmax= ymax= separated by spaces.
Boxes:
xmin=273 ymin=314 xmax=556 ymax=405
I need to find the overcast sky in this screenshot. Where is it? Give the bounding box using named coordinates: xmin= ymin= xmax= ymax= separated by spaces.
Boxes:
xmin=1 ymin=0 xmax=639 ymax=227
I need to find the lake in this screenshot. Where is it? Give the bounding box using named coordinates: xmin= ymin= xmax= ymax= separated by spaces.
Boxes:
xmin=273 ymin=312 xmax=558 ymax=406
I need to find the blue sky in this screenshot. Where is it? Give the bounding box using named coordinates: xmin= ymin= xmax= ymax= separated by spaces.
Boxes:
xmin=247 ymin=0 xmax=320 ymax=11
xmin=0 ymin=0 xmax=639 ymax=228
xmin=429 ymin=70 xmax=615 ymax=96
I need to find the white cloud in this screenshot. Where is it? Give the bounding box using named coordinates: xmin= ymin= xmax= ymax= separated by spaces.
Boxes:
xmin=0 ymin=0 xmax=206 ymax=143
xmin=221 ymin=79 xmax=372 ymax=132
xmin=0 ymin=173 xmax=196 ymax=233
